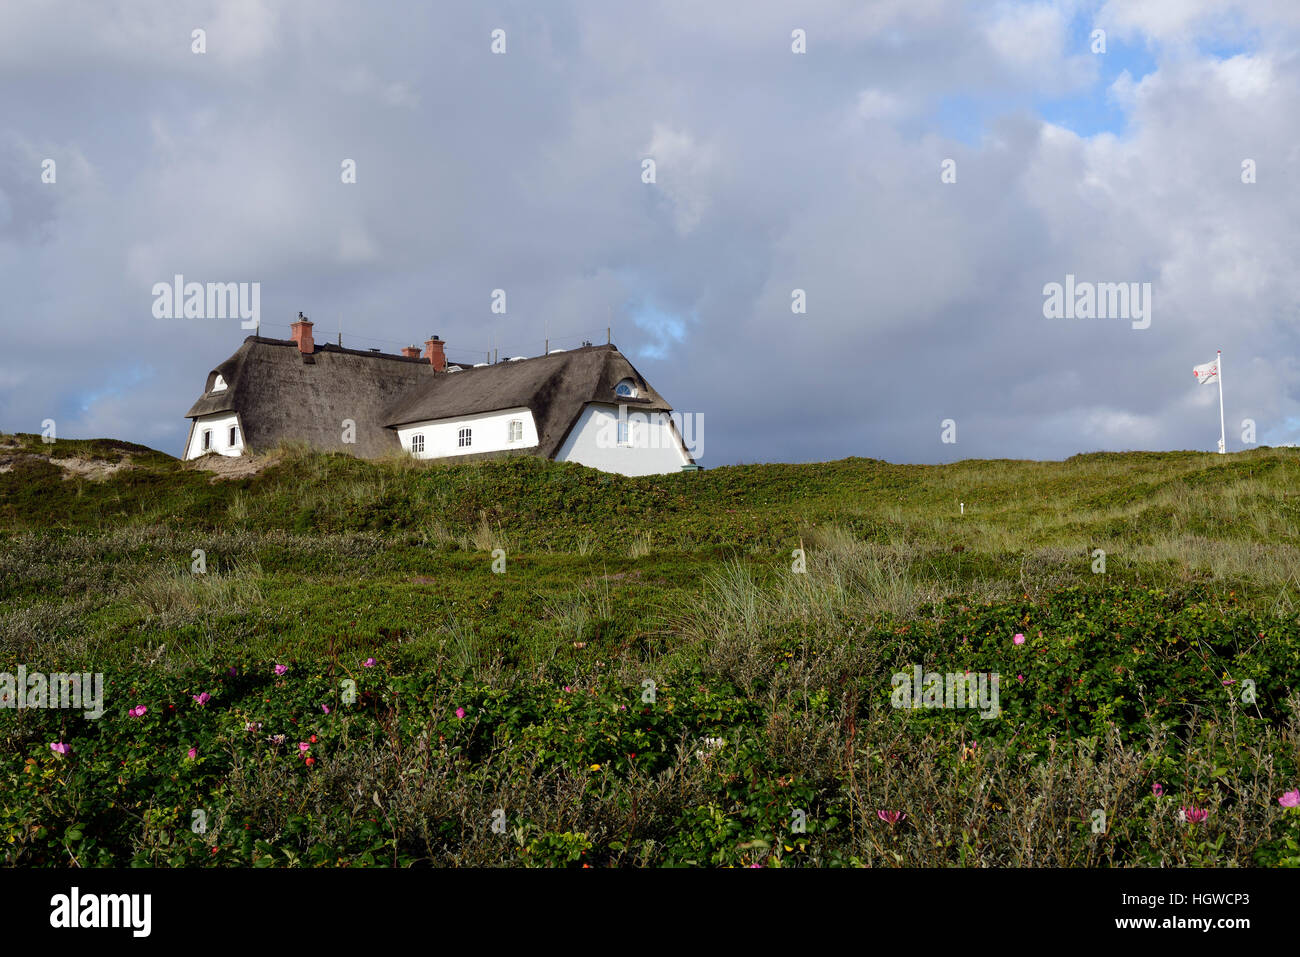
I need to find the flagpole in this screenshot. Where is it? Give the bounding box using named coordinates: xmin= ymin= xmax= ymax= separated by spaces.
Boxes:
xmin=1217 ymin=350 xmax=1226 ymax=454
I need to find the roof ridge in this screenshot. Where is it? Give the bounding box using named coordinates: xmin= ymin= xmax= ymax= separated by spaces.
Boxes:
xmin=243 ymin=336 xmax=619 ymax=366
xmin=447 ymin=341 xmax=619 ymax=370
xmin=243 ymin=336 xmax=428 ymax=364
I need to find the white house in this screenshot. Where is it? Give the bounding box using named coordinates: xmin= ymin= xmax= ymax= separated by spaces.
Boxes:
xmin=183 ymin=314 xmax=698 ymax=475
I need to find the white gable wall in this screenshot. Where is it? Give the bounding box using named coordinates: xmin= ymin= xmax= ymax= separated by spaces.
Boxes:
xmin=396 ymin=406 xmax=538 ymax=459
xmin=555 ymin=403 xmax=691 ymax=476
xmin=184 ymin=412 xmax=244 ymax=460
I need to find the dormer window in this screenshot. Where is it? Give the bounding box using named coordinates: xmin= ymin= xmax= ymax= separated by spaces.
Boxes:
xmin=211 ymin=374 xmax=228 ymax=392
xmin=614 ymin=378 xmax=637 ymax=398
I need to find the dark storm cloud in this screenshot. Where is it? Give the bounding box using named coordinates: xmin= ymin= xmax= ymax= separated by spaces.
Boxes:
xmin=2 ymin=0 xmax=1298 ymax=463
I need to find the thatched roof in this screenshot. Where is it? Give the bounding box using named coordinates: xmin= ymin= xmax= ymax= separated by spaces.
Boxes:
xmin=186 ymin=338 xmax=677 ymax=461
xmin=383 ymin=344 xmax=673 ymax=459
xmin=184 ymin=337 xmax=440 ymax=457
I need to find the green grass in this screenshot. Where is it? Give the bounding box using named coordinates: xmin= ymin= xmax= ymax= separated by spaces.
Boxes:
xmin=3 ymin=433 xmax=1300 ymax=866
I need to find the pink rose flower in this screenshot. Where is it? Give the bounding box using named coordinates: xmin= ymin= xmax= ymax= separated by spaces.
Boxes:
xmin=193 ymin=692 xmax=211 ymax=706
xmin=274 ymin=664 xmax=288 ymax=676
xmin=129 ymin=705 xmax=147 ymax=718
xmin=455 ymin=707 xmax=466 ymax=719
xmin=1013 ymin=633 xmax=1025 ymax=645
xmin=50 ymin=742 xmax=70 ymax=755
xmin=363 ymin=658 xmax=376 ymax=668
xmin=1279 ymin=790 xmax=1300 ymax=808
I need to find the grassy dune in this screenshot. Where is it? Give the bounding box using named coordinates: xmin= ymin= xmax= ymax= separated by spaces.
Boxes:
xmin=2 ymin=433 xmax=1299 ymax=866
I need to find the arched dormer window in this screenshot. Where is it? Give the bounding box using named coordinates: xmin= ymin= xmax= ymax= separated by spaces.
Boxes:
xmin=614 ymin=378 xmax=637 ymax=398
xmin=211 ymin=374 xmax=228 ymax=392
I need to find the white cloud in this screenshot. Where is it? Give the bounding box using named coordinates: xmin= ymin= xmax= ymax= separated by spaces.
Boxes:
xmin=644 ymin=124 xmax=722 ymax=236
xmin=984 ymin=2 xmax=1068 ymax=71
xmin=0 ymin=0 xmax=282 ymax=73
xmin=855 ymin=88 xmax=904 ymax=121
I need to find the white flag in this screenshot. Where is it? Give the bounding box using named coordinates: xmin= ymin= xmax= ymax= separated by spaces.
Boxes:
xmin=1192 ymin=358 xmax=1218 ymax=384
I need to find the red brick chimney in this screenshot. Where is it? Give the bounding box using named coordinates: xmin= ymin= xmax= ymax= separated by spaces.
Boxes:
xmin=423 ymin=335 xmax=446 ymax=371
xmin=290 ymin=312 xmax=314 ymax=354
xmin=400 ymin=345 xmax=421 ymax=358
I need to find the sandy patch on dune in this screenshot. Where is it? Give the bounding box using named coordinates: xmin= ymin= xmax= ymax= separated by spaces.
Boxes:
xmin=187 ymin=452 xmax=280 ymax=481
xmin=50 ymin=456 xmax=133 ymax=480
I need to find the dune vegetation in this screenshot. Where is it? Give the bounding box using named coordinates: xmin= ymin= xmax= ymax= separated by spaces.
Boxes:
xmin=2 ymin=432 xmax=1299 ymax=866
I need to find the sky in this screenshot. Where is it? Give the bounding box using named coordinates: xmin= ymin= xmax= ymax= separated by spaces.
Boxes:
xmin=2 ymin=0 xmax=1299 ymax=466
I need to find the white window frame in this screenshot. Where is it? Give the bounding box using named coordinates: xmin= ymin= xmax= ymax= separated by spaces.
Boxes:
xmin=458 ymin=427 xmax=472 ymax=448
xmin=202 ymin=429 xmax=212 ymax=452
xmin=615 ymin=379 xmax=637 ymax=398
xmin=617 ymin=420 xmax=631 ymax=447
xmin=411 ymin=433 xmax=425 ymax=454
xmin=507 ymin=420 xmax=523 ymax=443
xmin=228 ymin=425 xmax=239 ymax=447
